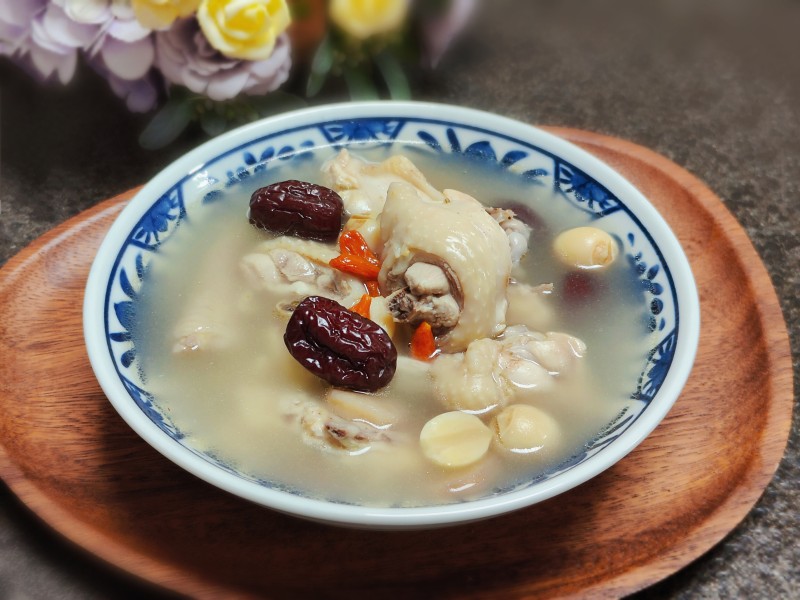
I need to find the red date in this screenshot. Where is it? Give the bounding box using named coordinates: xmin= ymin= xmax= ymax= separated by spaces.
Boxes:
xmin=249 ymin=180 xmax=343 ymax=242
xmin=284 ymin=296 xmax=397 ymax=392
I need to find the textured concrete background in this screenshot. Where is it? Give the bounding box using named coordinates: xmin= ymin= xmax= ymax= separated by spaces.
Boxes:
xmin=1 ymin=0 xmax=797 ymax=597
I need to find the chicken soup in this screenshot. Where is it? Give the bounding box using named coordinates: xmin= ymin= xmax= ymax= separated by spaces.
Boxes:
xmin=132 ymin=148 xmax=653 ymax=507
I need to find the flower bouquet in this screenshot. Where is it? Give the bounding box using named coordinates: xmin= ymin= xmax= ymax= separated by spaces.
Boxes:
xmin=0 ymin=0 xmax=475 ymax=148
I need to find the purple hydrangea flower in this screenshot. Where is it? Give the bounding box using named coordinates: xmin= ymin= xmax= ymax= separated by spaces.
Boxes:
xmin=59 ymin=0 xmax=156 ymax=82
xmin=89 ymin=54 xmax=160 ymax=112
xmin=0 ymin=1 xmax=46 ymax=54
xmin=155 ymin=17 xmax=292 ymax=102
xmin=1 ymin=1 xmax=94 ymax=83
xmin=1 ymin=0 xmax=159 ymax=110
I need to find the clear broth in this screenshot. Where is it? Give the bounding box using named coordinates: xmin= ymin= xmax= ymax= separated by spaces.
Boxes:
xmin=134 ymin=147 xmax=652 ymax=507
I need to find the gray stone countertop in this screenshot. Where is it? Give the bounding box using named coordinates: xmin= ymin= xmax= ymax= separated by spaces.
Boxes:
xmin=1 ymin=1 xmax=797 ymax=598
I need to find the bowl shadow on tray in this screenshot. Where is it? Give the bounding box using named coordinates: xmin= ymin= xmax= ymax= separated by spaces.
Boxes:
xmin=89 ymin=390 xmax=630 ymax=598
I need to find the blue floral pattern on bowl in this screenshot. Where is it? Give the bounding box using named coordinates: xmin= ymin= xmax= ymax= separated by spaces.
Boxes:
xmin=102 ymin=113 xmax=680 ymax=499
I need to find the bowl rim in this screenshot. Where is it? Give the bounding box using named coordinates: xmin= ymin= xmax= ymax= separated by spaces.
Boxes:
xmin=83 ymin=100 xmax=700 ymax=528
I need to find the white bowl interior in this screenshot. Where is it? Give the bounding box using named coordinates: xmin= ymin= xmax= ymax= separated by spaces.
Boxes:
xmin=84 ymin=102 xmax=699 ymax=528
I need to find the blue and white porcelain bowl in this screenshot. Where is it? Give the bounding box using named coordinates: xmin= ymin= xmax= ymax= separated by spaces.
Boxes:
xmin=83 ymin=102 xmax=700 ymax=529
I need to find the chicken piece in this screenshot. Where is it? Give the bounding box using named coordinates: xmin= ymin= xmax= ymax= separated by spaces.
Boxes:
xmin=431 ymin=325 xmax=587 ymax=412
xmin=172 ymin=306 xmax=235 ymax=353
xmin=368 ymin=295 xmax=396 ymax=338
xmin=431 ymin=338 xmax=511 ymax=412
xmin=505 ymin=282 xmax=556 ymax=333
xmin=522 ymin=330 xmax=587 ymax=373
xmin=500 ymin=325 xmax=586 ymax=380
xmin=387 ymin=289 xmax=461 ymax=330
xmin=379 ymin=183 xmax=513 ymax=352
xmin=384 ymin=355 xmax=435 ymax=404
xmin=326 ymin=388 xmax=400 ymax=428
xmin=172 ymin=236 xmax=241 ymax=353
xmin=486 ymin=207 xmax=533 ymax=265
xmin=283 ymin=399 xmax=390 ymax=453
xmin=404 ymin=262 xmax=451 ymax=295
xmin=322 ymin=149 xmax=442 ymax=220
xmin=240 ymin=236 xmax=364 ymax=313
xmin=322 ymin=149 xmax=444 ymax=258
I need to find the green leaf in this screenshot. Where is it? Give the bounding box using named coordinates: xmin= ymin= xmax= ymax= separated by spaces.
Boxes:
xmin=138 ymin=89 xmax=195 ymax=150
xmin=343 ymin=65 xmax=379 ymax=100
xmin=306 ymin=34 xmax=334 ymax=97
xmin=199 ymin=109 xmax=227 ymax=137
xmin=306 ymin=69 xmax=328 ymax=98
xmin=374 ymin=51 xmax=411 ymax=100
xmin=311 ymin=34 xmax=334 ymax=75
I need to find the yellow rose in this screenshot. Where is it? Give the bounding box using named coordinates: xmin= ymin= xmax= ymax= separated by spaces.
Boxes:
xmin=329 ymin=0 xmax=408 ymax=40
xmin=197 ymin=0 xmax=292 ymax=61
xmin=132 ymin=0 xmax=201 ymax=30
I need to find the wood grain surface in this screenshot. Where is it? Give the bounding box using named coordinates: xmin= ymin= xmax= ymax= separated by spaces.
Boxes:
xmin=0 ymin=129 xmax=793 ymax=599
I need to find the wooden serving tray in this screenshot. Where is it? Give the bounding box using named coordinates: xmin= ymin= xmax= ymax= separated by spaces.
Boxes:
xmin=0 ymin=129 xmax=793 ymax=599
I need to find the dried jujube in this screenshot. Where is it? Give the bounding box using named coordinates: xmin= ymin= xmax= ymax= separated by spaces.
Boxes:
xmin=249 ymin=180 xmax=343 ymax=242
xmin=284 ymin=296 xmax=397 ymax=392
